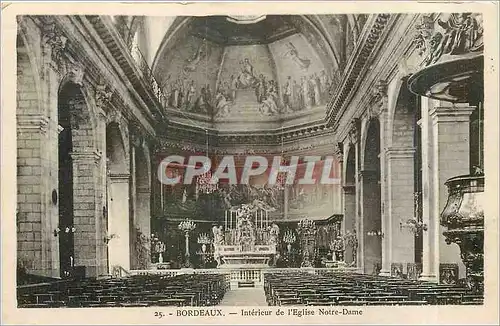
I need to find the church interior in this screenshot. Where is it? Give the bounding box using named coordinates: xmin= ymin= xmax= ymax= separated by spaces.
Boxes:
xmin=15 ymin=13 xmax=485 ymax=307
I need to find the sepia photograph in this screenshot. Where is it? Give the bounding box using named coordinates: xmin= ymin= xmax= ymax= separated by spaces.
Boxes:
xmin=1 ymin=1 xmax=499 ymax=325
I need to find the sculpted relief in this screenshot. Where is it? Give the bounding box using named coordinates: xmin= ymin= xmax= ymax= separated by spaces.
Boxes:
xmin=414 ymin=13 xmax=483 ymax=66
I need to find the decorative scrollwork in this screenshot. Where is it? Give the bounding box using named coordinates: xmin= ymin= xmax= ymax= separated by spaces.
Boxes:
xmin=41 ymin=22 xmax=67 ymax=69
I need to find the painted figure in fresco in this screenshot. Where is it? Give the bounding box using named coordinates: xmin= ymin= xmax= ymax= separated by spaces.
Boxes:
xmin=259 ymin=88 xmax=279 ymax=116
xmin=215 ymin=88 xmax=231 ymax=117
xmin=185 ymin=80 xmax=196 ymax=111
xmin=301 ymin=76 xmax=311 ymax=109
xmin=283 ymin=76 xmax=292 ymax=112
xmin=238 ymin=58 xmax=257 ymax=88
xmin=284 ymin=42 xmax=311 ymax=70
xmin=319 ymin=70 xmax=330 ymax=102
xmin=229 ymin=75 xmax=238 ymax=101
xmin=195 ymin=87 xmax=208 ymax=114
xmin=292 ymin=79 xmax=301 ymax=111
xmin=184 ymin=40 xmax=209 ymax=73
xmin=255 ymin=74 xmax=267 ymax=103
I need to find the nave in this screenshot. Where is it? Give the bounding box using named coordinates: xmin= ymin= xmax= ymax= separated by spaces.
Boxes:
xmin=17 ymin=271 xmax=483 ymax=308
xmin=14 ymin=11 xmax=487 ymax=311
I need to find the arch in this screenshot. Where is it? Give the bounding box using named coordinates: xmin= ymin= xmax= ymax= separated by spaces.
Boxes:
xmin=361 ymin=118 xmax=382 ymax=275
xmin=57 ymin=81 xmax=99 ymax=277
xmin=106 ymin=122 xmax=128 ymax=174
xmin=389 ymin=76 xmax=417 ymax=148
xmin=16 ymin=28 xmax=42 ymax=115
xmin=345 ymin=144 xmax=356 ymax=185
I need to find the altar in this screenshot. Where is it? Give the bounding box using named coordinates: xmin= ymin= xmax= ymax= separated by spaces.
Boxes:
xmin=213 ymin=200 xmax=279 ymax=269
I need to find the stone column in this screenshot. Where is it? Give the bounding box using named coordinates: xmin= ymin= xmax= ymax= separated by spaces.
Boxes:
xmin=137 ymin=185 xmax=152 ymax=268
xmin=343 ymin=183 xmax=356 ymax=265
xmin=129 ymin=142 xmax=137 ymax=269
xmin=430 ymin=104 xmax=474 ymax=280
xmin=386 ymin=146 xmax=416 ymax=267
xmin=108 ymin=173 xmax=131 ymax=272
xmin=419 ymin=98 xmax=437 ymax=282
xmin=348 ymin=119 xmax=362 ymax=269
xmin=71 ymin=151 xmax=103 ymax=277
xmin=373 ymin=80 xmax=391 ymax=276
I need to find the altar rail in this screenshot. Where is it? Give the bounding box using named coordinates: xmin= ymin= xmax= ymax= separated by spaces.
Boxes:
xmin=128 ymin=267 xmax=362 ymax=289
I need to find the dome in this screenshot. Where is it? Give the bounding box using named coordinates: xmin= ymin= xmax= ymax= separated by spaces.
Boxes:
xmin=147 ymin=15 xmax=361 ymax=131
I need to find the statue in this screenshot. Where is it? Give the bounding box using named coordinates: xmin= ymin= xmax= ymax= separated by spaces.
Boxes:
xmin=212 ymin=225 xmax=224 ymax=267
xmin=268 ymin=223 xmax=280 ymax=246
xmin=330 ymin=236 xmax=345 ymax=262
xmin=212 ymin=225 xmax=224 ymax=246
xmin=343 ymin=230 xmax=358 ymax=267
xmin=236 ymin=216 xmax=256 ymax=252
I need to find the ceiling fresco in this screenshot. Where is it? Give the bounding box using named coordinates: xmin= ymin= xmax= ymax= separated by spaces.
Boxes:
xmin=149 ymin=14 xmax=368 ymax=127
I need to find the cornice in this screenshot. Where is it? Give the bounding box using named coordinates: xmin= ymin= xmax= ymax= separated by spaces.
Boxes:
xmin=334 ymin=14 xmax=422 ymax=143
xmin=325 ymin=13 xmax=392 ymax=127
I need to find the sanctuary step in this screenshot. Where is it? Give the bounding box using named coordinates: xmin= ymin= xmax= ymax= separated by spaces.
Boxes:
xmin=238 ymin=281 xmax=256 ymax=288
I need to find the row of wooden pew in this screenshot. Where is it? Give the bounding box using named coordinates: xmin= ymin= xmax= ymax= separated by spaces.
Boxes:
xmin=17 ymin=274 xmax=228 ymax=308
xmin=264 ymin=271 xmax=484 ymax=306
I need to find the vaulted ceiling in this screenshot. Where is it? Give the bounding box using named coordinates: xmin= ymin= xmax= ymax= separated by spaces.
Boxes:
xmin=114 ymin=14 xmax=369 ymax=132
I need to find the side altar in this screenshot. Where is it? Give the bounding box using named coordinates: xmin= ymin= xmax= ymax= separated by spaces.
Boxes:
xmin=213 ymin=200 xmax=279 ymax=269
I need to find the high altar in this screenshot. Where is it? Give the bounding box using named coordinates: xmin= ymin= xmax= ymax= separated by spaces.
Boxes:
xmin=213 ymin=200 xmax=279 ymax=268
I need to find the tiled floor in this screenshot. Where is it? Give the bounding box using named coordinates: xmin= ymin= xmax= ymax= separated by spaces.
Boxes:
xmin=218 ymin=288 xmax=268 ymax=306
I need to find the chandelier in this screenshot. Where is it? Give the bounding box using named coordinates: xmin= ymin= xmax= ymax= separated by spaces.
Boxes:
xmin=275 ymin=172 xmax=287 ymax=190
xmin=197 ymin=129 xmax=218 ymax=194
xmin=283 ymin=229 xmax=296 ymax=244
xmin=400 ymin=192 xmax=427 ymax=234
xmin=178 ymin=219 xmax=196 ymax=233
xmin=197 ymin=170 xmax=219 ymax=194
xmin=197 ymin=233 xmax=212 ymax=245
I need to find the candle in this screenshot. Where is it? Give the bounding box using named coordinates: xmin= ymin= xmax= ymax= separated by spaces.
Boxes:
xmin=70 ymin=256 xmax=74 ymax=267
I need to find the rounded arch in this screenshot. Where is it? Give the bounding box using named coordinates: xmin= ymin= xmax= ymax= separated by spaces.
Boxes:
xmin=388 ymin=76 xmax=417 ymax=148
xmin=363 ymin=118 xmax=381 ymax=172
xmin=344 ymin=144 xmax=356 ymax=185
xmin=150 ymin=16 xmax=195 ymax=72
xmin=106 ymin=121 xmax=128 ymax=175
xmin=16 ymin=24 xmax=42 ymax=115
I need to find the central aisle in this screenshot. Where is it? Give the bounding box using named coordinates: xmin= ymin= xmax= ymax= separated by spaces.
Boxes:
xmin=218 ymin=288 xmax=268 ymax=306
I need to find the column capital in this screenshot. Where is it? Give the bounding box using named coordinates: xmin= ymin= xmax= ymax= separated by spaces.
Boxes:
xmin=429 ymin=105 xmax=476 ymax=124
xmin=95 ymin=83 xmax=114 ymax=110
xmin=17 ymin=114 xmax=49 ymax=135
xmin=348 ymin=118 xmax=361 ymax=144
xmin=386 ymin=146 xmax=416 ymax=159
xmin=334 ymin=142 xmax=344 ymax=162
xmin=70 ymin=150 xmax=102 ymax=164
